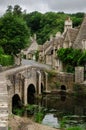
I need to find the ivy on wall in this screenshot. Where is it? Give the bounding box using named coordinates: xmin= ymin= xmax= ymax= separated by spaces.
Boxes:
xmin=57 ymin=48 xmax=86 ymax=72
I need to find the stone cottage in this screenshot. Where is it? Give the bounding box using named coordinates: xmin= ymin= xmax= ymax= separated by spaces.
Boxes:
xmin=22 ymin=14 xmax=86 ymax=71
xmin=22 ymin=34 xmax=38 ymax=60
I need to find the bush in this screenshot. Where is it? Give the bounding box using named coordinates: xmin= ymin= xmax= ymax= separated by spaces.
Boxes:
xmin=66 ymin=65 xmax=74 ymax=73
xmin=0 ymin=54 xmax=14 ymax=66
xmin=34 ymin=111 xmax=44 ymax=123
xmin=47 ymin=70 xmax=57 ymax=79
xmin=13 ymin=108 xmax=24 ymax=116
xmin=0 ymin=47 xmax=4 ymax=54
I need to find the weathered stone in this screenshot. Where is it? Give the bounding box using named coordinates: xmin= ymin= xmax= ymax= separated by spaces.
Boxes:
xmin=75 ymin=67 xmax=84 ymax=83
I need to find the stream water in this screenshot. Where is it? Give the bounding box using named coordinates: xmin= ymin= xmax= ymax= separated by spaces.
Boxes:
xmin=30 ymin=93 xmax=86 ymax=129
xmin=13 ymin=92 xmax=86 ymax=129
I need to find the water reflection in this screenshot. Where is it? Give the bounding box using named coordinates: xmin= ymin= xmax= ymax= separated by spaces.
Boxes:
xmin=27 ymin=93 xmax=86 ymax=129
xmin=60 ymin=91 xmax=66 ymax=101
xmin=28 ymin=93 xmax=35 ymax=104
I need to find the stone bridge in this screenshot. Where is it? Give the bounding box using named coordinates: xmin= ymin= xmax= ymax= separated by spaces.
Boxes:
xmin=0 ymin=62 xmax=84 ymax=129
xmin=0 ymin=64 xmax=49 ymax=129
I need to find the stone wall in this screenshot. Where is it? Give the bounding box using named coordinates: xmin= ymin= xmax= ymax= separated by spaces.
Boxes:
xmin=47 ymin=71 xmax=74 ymax=92
xmin=75 ymin=67 xmax=84 ymax=83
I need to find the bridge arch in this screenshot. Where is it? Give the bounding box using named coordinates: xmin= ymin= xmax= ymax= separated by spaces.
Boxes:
xmin=61 ymin=85 xmax=66 ymax=91
xmin=12 ymin=94 xmax=22 ymax=113
xmin=27 ymin=84 xmax=36 ymax=104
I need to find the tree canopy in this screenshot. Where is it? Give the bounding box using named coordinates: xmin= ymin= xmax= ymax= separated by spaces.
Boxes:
xmin=0 ymin=5 xmax=30 ymax=55
xmin=0 ymin=5 xmax=84 ymax=54
xmin=24 ymin=11 xmax=84 ymax=44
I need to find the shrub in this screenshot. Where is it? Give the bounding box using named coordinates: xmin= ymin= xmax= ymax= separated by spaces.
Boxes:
xmin=13 ymin=108 xmax=24 ymax=116
xmin=0 ymin=54 xmax=14 ymax=66
xmin=34 ymin=111 xmax=44 ymax=123
xmin=47 ymin=70 xmax=57 ymax=79
xmin=0 ymin=47 xmax=4 ymax=54
xmin=66 ymin=65 xmax=74 ymax=73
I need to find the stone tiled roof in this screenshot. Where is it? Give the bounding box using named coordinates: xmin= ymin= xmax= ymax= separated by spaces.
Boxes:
xmin=67 ymin=28 xmax=79 ymax=43
xmin=43 ymin=41 xmax=52 ymax=50
xmin=45 ymin=37 xmax=63 ymax=55
xmin=73 ymin=14 xmax=86 ymax=49
xmin=23 ymin=40 xmax=38 ymax=54
xmin=54 ymin=37 xmax=64 ymax=46
xmin=63 ymin=28 xmax=78 ymax=43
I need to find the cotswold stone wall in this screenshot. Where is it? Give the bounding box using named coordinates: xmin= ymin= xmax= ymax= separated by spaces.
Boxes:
xmin=57 ymin=72 xmax=74 ymax=90
xmin=75 ymin=67 xmax=84 ymax=83
xmin=48 ymin=72 xmax=74 ymax=91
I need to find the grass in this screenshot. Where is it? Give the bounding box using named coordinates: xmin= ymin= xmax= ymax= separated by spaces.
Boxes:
xmin=66 ymin=126 xmax=83 ymax=130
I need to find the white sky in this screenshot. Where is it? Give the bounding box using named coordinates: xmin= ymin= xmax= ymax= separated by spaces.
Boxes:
xmin=0 ymin=0 xmax=86 ymax=16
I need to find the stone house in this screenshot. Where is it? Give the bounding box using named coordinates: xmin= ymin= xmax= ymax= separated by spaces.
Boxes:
xmin=22 ymin=34 xmax=38 ymax=60
xmin=22 ymin=14 xmax=86 ymax=72
xmin=38 ymin=17 xmax=77 ymax=71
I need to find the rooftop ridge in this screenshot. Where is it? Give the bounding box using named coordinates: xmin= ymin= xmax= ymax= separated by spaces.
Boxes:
xmin=73 ymin=14 xmax=86 ymax=49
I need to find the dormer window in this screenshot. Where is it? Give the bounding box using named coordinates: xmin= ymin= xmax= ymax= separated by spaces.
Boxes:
xmin=82 ymin=39 xmax=86 ymax=49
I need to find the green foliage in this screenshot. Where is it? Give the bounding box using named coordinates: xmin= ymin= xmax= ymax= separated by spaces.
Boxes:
xmin=24 ymin=11 xmax=84 ymax=44
xmin=34 ymin=111 xmax=44 ymax=123
xmin=47 ymin=70 xmax=57 ymax=79
xmin=0 ymin=47 xmax=4 ymax=54
xmin=0 ymin=8 xmax=30 ymax=55
xmin=13 ymin=108 xmax=24 ymax=116
xmin=78 ymin=51 xmax=86 ymax=65
xmin=0 ymin=46 xmax=14 ymax=66
xmin=8 ymin=127 xmax=11 ymax=130
xmin=66 ymin=126 xmax=83 ymax=130
xmin=26 ymin=104 xmax=36 ymax=114
xmin=24 ymin=11 xmax=42 ymax=33
xmin=60 ymin=117 xmax=67 ymax=128
xmin=57 ymin=48 xmax=86 ymax=72
xmin=66 ymin=65 xmax=74 ymax=73
xmin=0 ymin=54 xmax=14 ymax=66
xmin=71 ymin=12 xmax=84 ymax=27
xmin=26 ymin=104 xmax=44 ymax=123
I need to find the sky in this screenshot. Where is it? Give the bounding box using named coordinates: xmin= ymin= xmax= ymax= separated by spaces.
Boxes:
xmin=0 ymin=0 xmax=86 ymax=16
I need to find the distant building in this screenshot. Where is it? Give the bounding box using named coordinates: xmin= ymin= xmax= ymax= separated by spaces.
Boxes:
xmin=22 ymin=34 xmax=38 ymax=60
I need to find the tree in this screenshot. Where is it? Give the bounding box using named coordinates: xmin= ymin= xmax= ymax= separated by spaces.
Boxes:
xmin=24 ymin=11 xmax=84 ymax=45
xmin=6 ymin=5 xmax=13 ymax=13
xmin=24 ymin=11 xmax=42 ymax=34
xmin=0 ymin=12 xmax=30 ymax=55
xmin=13 ymin=5 xmax=22 ymax=16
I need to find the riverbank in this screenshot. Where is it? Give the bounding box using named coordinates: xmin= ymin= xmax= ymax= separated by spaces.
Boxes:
xmin=9 ymin=115 xmax=60 ymax=130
